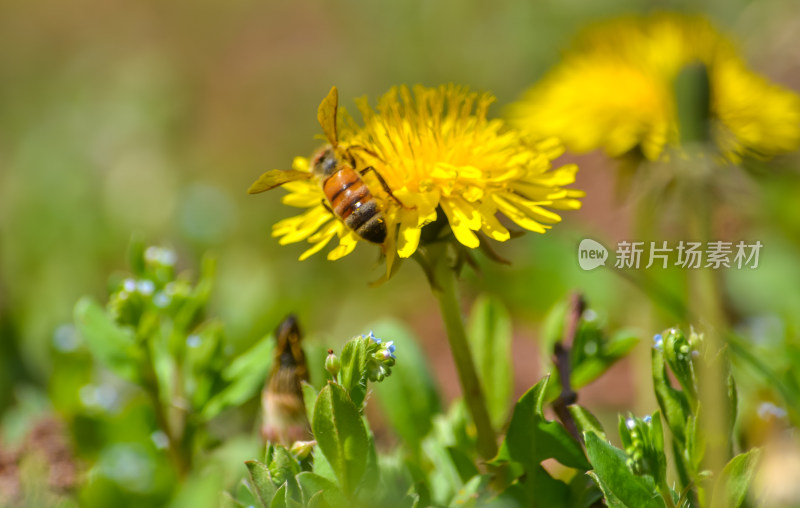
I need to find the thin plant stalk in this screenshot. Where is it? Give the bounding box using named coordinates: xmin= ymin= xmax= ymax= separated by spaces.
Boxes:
xmin=686 ymin=187 xmax=730 ymax=489
xmin=417 ymin=244 xmax=498 ymax=460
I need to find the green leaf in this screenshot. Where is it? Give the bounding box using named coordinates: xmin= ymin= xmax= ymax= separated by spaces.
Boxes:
xmin=201 ymin=333 xmax=274 ymax=420
xmin=541 ymin=300 xmax=568 ymax=355
xmin=604 ymin=330 xmax=640 ymax=358
xmin=73 ymin=297 xmax=143 ymax=383
xmin=467 ymin=296 xmax=513 ymax=429
xmin=503 ymin=376 xmax=590 ymax=471
xmin=246 ymin=460 xmax=277 ymax=508
xmin=219 ymin=491 xmax=245 ymax=508
xmin=584 ymin=432 xmax=665 ymax=508
xmin=370 ymin=320 xmax=441 ymax=451
xmin=128 ymin=236 xmax=146 ymax=277
xmin=284 ymin=475 xmax=304 ymax=508
xmin=361 ymin=431 xmax=380 ymax=496
xmin=311 ymin=444 xmax=337 ymax=484
xmin=306 ymin=491 xmax=331 ymax=508
xmin=236 ymin=478 xmax=262 ymax=508
xmin=302 ymin=382 xmax=319 ymax=424
xmin=312 ymin=383 xmax=368 ymax=496
xmin=172 ymin=254 xmax=216 ymax=336
xmin=711 ymin=448 xmax=761 ymax=508
xmin=270 ymin=484 xmax=287 ymax=508
xmin=651 ymin=346 xmax=691 ymax=445
xmin=568 ymin=471 xmax=604 ymax=508
xmin=491 ymin=483 xmax=528 ymax=508
xmin=149 ymin=330 xmax=175 ymax=406
xmin=268 ymin=446 xmax=302 ymax=486
xmin=446 ymin=446 xmax=479 ymax=484
xmin=449 ymin=475 xmax=488 ymax=507
xmin=339 ymin=338 xmax=367 ymax=408
xmin=587 ymin=472 xmax=627 ymax=508
xmin=569 ymin=405 xmax=606 ymax=441
xmin=296 ymin=472 xmax=346 ymax=507
xmin=685 ymin=410 xmax=704 ymax=478
xmin=296 ymin=472 xmax=336 ymax=499
xmin=572 ymin=330 xmax=638 ymax=390
xmin=527 ymin=466 xmax=570 ymax=508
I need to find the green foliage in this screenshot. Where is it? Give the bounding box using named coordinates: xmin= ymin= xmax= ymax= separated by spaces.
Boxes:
xmin=585 ymin=431 xmax=666 ymax=508
xmin=501 ymin=376 xmax=589 ymax=471
xmin=489 ymin=376 xmax=595 ymax=508
xmin=582 ymin=327 xmax=763 ymax=508
xmin=227 ymin=333 xmax=406 ymax=508
xmin=62 ymin=244 xmax=276 ymax=505
xmin=55 ymin=246 xmax=776 ymax=508
xmin=370 ymin=320 xmax=441 ymax=452
xmin=338 ymin=339 xmax=368 ymax=409
xmin=541 ymin=300 xmax=639 ymax=399
xmin=230 ymin=302 xmax=770 ymax=508
xmin=467 ymin=295 xmax=513 ymax=429
xmin=711 ymin=449 xmax=761 ymax=508
xmin=73 ymin=297 xmax=143 ymax=383
xmin=75 ymin=244 xmax=274 ymax=429
xmin=312 ymin=383 xmax=369 ymax=496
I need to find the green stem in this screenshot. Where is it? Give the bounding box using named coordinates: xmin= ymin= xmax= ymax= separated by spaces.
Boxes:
xmin=420 ymin=246 xmax=498 ymax=460
xmin=687 ymin=188 xmax=730 ymax=488
xmin=143 ymin=342 xmax=190 ymax=477
xmin=659 ymin=480 xmax=678 ymax=508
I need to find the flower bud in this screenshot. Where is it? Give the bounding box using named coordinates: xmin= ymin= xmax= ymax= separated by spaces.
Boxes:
xmin=325 ymin=349 xmax=340 ymax=377
xmin=289 ymin=440 xmax=316 ymax=460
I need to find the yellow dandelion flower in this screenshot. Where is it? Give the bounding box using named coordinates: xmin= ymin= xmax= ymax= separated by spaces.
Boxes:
xmin=252 ymin=86 xmax=583 ymax=271
xmin=508 ymin=12 xmax=800 ymax=162
xmin=344 ymin=85 xmax=583 ymax=259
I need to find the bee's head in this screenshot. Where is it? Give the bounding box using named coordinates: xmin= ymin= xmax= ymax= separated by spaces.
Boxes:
xmin=311 ymin=146 xmax=339 ymax=176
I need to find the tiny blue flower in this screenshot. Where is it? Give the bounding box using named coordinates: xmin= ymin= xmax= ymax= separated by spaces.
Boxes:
xmin=186 ymin=335 xmax=202 ymax=348
xmin=153 ymin=292 xmax=170 ymax=308
xmin=643 ymin=415 xmax=652 ymax=424
xmin=653 ymin=333 xmax=663 ymax=351
xmin=136 ymin=279 xmax=155 ymax=296
xmin=159 ymin=249 xmax=177 ymax=266
xmin=757 ymin=402 xmax=788 ymax=420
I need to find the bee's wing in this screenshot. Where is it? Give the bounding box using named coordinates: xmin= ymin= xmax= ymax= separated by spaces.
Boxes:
xmin=248 ymin=169 xmax=313 ymax=194
xmin=317 ymin=86 xmax=339 ymax=147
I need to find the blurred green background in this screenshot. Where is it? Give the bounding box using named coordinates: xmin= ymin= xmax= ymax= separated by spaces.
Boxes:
xmin=1 ymin=0 xmax=800 ymax=505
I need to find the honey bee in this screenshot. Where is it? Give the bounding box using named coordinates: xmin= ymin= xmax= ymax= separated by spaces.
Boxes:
xmin=261 ymin=314 xmax=310 ymax=446
xmin=248 ymin=86 xmax=396 ymax=244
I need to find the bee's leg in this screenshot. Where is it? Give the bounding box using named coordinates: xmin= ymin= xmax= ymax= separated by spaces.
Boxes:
xmin=349 ymin=144 xmax=381 ymax=159
xmin=360 ymin=166 xmax=403 ymax=206
xmin=320 ymin=199 xmax=334 ymax=216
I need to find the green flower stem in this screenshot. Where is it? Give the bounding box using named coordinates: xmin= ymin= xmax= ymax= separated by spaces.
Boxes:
xmin=658 ymin=480 xmax=678 ymax=508
xmin=143 ymin=344 xmax=191 ymax=477
xmin=419 ymin=245 xmax=498 ymax=460
xmin=687 ymin=191 xmax=730 ymax=485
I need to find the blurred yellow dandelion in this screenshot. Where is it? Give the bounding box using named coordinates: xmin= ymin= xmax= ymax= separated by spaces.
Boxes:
xmin=508 ymin=12 xmax=800 ymax=162
xmin=255 ymin=85 xmax=584 ymax=270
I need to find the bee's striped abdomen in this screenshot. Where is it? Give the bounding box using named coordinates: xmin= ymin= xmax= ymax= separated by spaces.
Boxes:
xmin=323 ymin=167 xmax=387 ymax=244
